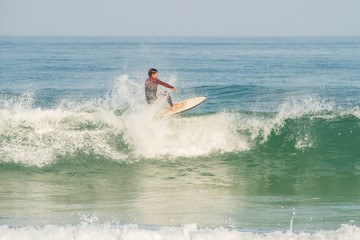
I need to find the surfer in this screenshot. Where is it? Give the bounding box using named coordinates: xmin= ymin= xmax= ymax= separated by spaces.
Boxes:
xmin=145 ymin=68 xmax=178 ymax=108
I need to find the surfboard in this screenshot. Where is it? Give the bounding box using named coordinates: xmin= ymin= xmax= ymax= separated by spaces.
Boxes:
xmin=160 ymin=96 xmax=207 ymax=117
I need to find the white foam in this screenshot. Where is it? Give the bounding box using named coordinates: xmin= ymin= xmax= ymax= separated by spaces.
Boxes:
xmin=277 ymin=96 xmax=334 ymax=119
xmin=275 ymin=96 xmax=335 ymax=151
xmin=0 ymin=93 xmax=127 ymax=166
xmin=0 ymin=76 xmax=251 ymax=166
xmin=122 ymin=110 xmax=250 ymax=158
xmin=109 ymin=76 xmax=250 ymax=158
xmin=351 ymin=106 xmax=360 ymax=120
xmin=0 ymin=77 xmax=343 ymax=166
xmin=235 ymin=96 xmax=336 ymax=148
xmin=0 ymin=223 xmax=359 ymax=240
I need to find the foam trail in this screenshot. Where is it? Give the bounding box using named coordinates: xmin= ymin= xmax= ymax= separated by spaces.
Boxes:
xmin=122 ymin=110 xmax=250 ymax=158
xmin=0 ymin=76 xmax=352 ymax=166
xmin=0 ymin=93 xmax=127 ymax=166
xmin=0 ymin=223 xmax=359 ymax=240
xmin=0 ymin=75 xmax=251 ymax=166
xmin=109 ymin=75 xmax=250 ymax=158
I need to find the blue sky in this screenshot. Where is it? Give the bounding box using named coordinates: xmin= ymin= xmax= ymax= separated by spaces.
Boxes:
xmin=0 ymin=0 xmax=359 ymax=36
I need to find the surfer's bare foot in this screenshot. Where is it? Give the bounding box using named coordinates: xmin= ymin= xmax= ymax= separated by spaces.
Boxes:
xmin=171 ymin=103 xmax=179 ymax=111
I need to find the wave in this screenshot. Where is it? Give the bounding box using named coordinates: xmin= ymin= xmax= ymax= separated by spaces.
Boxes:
xmin=0 ymin=223 xmax=359 ymax=240
xmin=1 ymin=75 xmax=360 ymax=167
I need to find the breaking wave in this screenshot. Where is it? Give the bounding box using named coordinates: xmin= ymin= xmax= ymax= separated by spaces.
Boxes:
xmin=1 ymin=75 xmax=360 ymax=167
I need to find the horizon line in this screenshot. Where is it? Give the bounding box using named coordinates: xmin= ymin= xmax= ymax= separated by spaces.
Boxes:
xmin=1 ymin=34 xmax=360 ymax=38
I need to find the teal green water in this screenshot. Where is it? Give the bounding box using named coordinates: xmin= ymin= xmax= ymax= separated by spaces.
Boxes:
xmin=1 ymin=110 xmax=359 ymax=231
xmin=1 ymin=37 xmax=360 ymax=237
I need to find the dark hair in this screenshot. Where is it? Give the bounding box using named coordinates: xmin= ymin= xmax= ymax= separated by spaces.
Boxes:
xmin=148 ymin=68 xmax=158 ymax=77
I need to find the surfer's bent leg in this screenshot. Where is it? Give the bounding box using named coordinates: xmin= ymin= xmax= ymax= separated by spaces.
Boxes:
xmin=145 ymin=90 xmax=156 ymax=104
xmin=158 ymin=91 xmax=173 ymax=106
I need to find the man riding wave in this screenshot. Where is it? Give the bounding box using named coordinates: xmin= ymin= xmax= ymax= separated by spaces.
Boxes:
xmin=145 ymin=68 xmax=178 ymax=109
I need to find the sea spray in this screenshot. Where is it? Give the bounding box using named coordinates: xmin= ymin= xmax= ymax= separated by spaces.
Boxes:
xmin=0 ymin=76 xmax=252 ymax=166
xmin=2 ymin=79 xmax=360 ymax=166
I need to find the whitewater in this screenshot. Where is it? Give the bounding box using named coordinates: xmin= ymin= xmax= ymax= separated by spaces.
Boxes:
xmin=1 ymin=36 xmax=360 ymax=239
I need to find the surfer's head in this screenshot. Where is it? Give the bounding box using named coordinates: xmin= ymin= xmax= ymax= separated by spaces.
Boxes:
xmin=148 ymin=68 xmax=158 ymax=77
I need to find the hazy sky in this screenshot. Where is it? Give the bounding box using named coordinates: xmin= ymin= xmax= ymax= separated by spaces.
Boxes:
xmin=1 ymin=0 xmax=359 ymax=36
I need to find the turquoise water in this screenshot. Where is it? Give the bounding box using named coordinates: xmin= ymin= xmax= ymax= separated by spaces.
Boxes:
xmin=0 ymin=36 xmax=360 ymax=239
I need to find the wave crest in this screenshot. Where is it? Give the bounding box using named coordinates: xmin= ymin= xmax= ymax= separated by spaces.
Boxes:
xmin=1 ymin=77 xmax=360 ymax=167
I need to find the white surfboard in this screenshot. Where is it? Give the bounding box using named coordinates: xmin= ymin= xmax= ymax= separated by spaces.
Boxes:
xmin=160 ymin=96 xmax=207 ymax=117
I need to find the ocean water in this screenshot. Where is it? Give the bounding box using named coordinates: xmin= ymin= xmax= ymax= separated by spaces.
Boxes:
xmin=0 ymin=36 xmax=360 ymax=239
